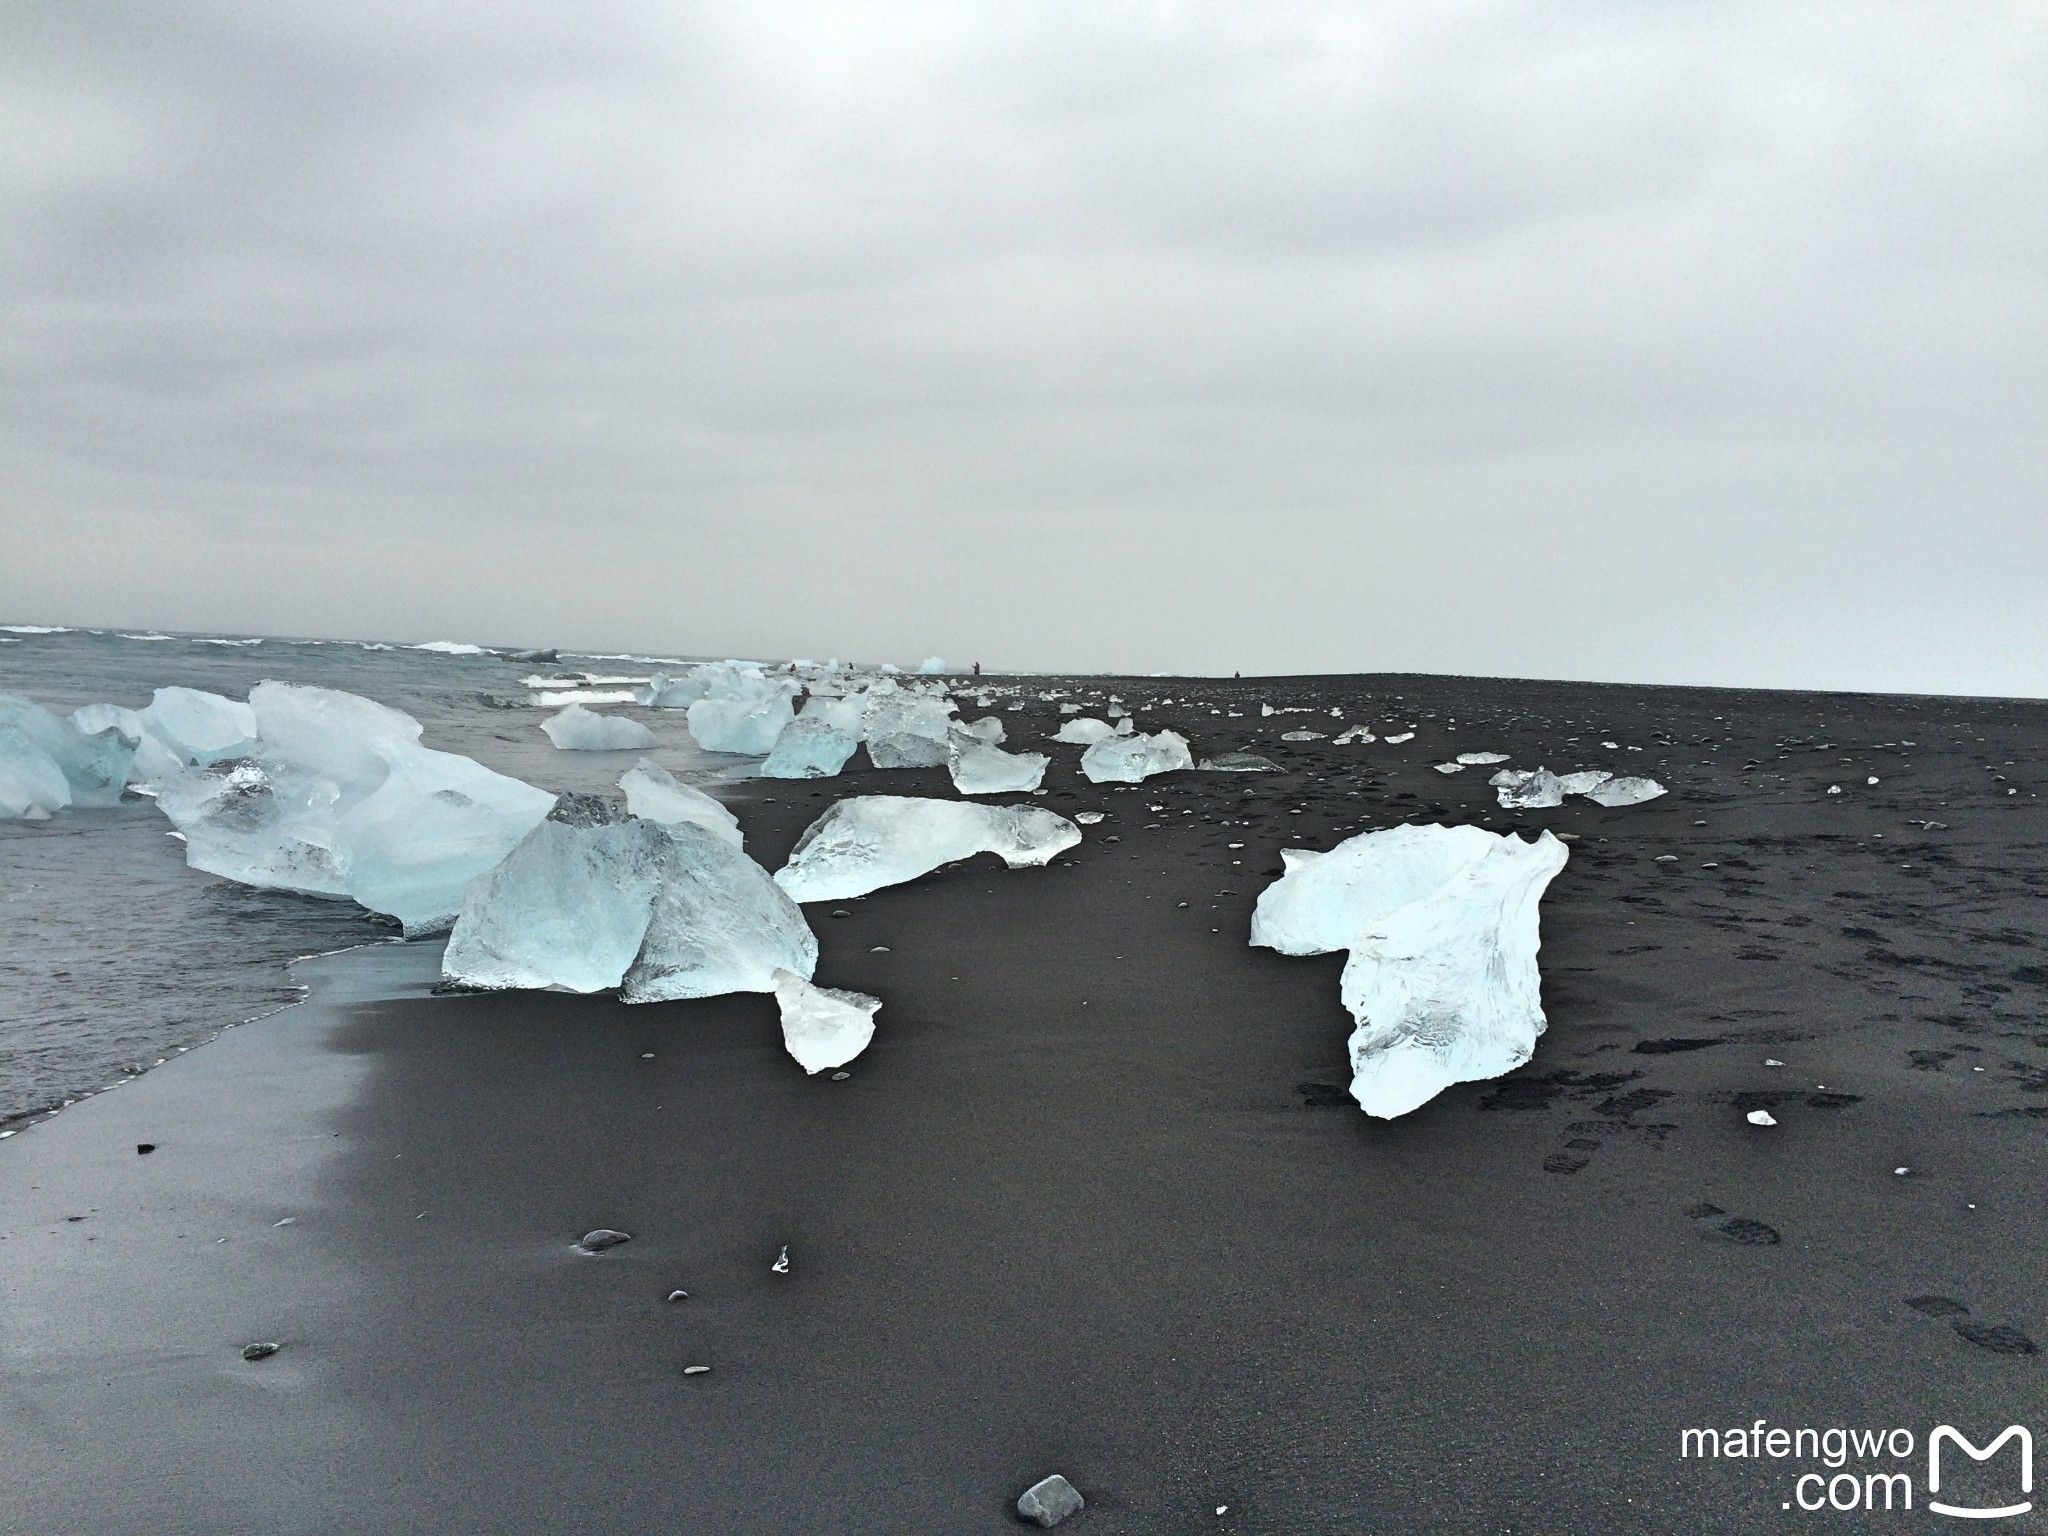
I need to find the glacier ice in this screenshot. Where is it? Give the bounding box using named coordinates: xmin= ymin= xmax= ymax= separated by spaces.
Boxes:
xmin=760 ymin=716 xmax=860 ymax=779
xmin=687 ymin=668 xmax=798 ymax=755
xmin=797 ymin=693 xmax=866 ymax=738
xmin=1052 ymin=718 xmax=1118 ymax=745
xmin=0 ymin=694 xmax=137 ymax=817
xmin=1080 ymin=729 xmax=1193 ymax=785
xmin=156 ymin=682 xmax=555 ymax=934
xmin=542 ymin=703 xmax=657 ymax=751
xmin=634 ymin=668 xmax=714 ymax=709
xmin=618 ymin=758 xmax=743 ymax=847
xmin=916 ymin=657 xmax=947 ymax=674
xmin=1456 ymin=751 xmax=1509 ymax=765
xmin=1433 ymin=762 xmax=1465 ymax=775
xmin=1555 ymin=770 xmax=1612 ymax=796
xmin=956 ymin=716 xmax=1005 ymax=745
xmin=142 ymin=687 xmax=257 ymax=765
xmin=1251 ymin=823 xmax=1569 ymax=1118
xmin=772 ymin=968 xmax=879 ymax=1073
xmin=1337 ymin=833 xmax=1570 ymax=1118
xmin=1496 ymin=768 xmax=1565 ymax=809
xmin=1197 ymin=752 xmax=1281 ymax=773
xmin=776 ymin=796 xmax=1082 ymax=901
xmin=945 ymin=727 xmax=1048 ymax=795
xmin=1582 ymin=775 xmax=1666 ymax=806
xmin=444 ymin=798 xmax=816 ymax=1001
xmin=1333 ymin=726 xmax=1375 ymax=745
xmin=861 ymin=681 xmax=956 ymax=769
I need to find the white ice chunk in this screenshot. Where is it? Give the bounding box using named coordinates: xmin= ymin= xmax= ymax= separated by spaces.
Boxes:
xmin=618 ymin=758 xmax=743 ymax=847
xmin=1385 ymin=732 xmax=1415 ymax=744
xmin=916 ymin=657 xmax=947 ymax=675
xmin=798 ymin=692 xmax=866 ymax=738
xmin=0 ymin=694 xmax=136 ymax=815
xmin=772 ymin=968 xmax=879 ymax=1073
xmin=1555 ymin=770 xmax=1613 ymax=795
xmin=444 ymin=798 xmax=816 ymax=1001
xmin=157 ymin=682 xmax=555 ymax=934
xmin=1080 ymin=729 xmax=1193 ymax=784
xmin=1333 ymin=726 xmax=1376 ymax=744
xmin=861 ymin=681 xmax=956 ymax=768
xmin=1052 ymin=718 xmax=1117 ymax=744
xmin=1432 ymin=762 xmax=1464 ymax=774
xmin=141 ymin=687 xmax=257 ymax=764
xmin=776 ymin=796 xmax=1081 ymax=901
xmin=1489 ymin=768 xmax=1531 ymax=788
xmin=687 ymin=668 xmax=798 ymax=755
xmin=945 ymin=727 xmax=1048 ymax=795
xmin=541 ymin=702 xmax=657 ymax=751
xmin=1456 ymin=752 xmax=1509 ymax=765
xmin=1496 ymin=768 xmax=1565 ymax=809
xmin=1281 ymin=730 xmax=1327 ymax=742
xmin=1251 ymin=824 xmax=1499 ymax=956
xmin=1338 ymin=832 xmax=1570 ymax=1118
xmin=957 ymin=716 xmax=1005 ymax=745
xmin=760 ymin=716 xmax=860 ymax=779
xmin=1581 ymin=775 xmax=1667 ymax=806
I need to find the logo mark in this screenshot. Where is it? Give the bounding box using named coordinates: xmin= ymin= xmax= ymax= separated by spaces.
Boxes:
xmin=1929 ymin=1425 xmax=2032 ymax=1520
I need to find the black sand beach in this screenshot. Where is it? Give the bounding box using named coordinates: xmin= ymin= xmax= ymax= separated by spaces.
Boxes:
xmin=3 ymin=674 xmax=2044 ymax=1533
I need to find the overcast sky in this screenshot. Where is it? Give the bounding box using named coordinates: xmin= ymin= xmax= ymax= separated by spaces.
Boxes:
xmin=4 ymin=2 xmax=2043 ymax=691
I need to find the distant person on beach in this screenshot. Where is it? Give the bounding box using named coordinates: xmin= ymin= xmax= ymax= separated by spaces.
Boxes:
xmin=973 ymin=661 xmax=981 ymax=676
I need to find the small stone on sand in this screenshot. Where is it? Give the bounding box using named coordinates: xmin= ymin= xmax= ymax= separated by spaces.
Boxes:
xmin=1017 ymin=1473 xmax=1084 ymax=1527
xmin=136 ymin=1143 xmax=155 ymax=1154
xmin=683 ymin=1364 xmax=711 ymax=1375
xmin=831 ymin=1070 xmax=851 ymax=1081
xmin=576 ymin=1229 xmax=632 ymax=1254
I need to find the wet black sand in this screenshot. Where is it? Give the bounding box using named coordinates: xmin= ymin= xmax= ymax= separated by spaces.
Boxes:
xmin=2 ymin=674 xmax=2044 ymax=1532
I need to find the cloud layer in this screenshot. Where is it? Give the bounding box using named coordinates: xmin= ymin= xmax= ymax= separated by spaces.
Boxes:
xmin=5 ymin=1 xmax=2044 ymax=690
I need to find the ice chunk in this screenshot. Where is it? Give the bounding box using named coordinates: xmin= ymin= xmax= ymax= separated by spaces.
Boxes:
xmin=1251 ymin=824 xmax=1499 ymax=956
xmin=1281 ymin=730 xmax=1327 ymax=742
xmin=760 ymin=715 xmax=860 ymax=779
xmin=1197 ymin=752 xmax=1282 ymax=773
xmin=441 ymin=807 xmax=659 ymax=992
xmin=623 ymin=822 xmax=819 ymax=1002
xmin=687 ymin=668 xmax=798 ymax=755
xmin=798 ymin=692 xmax=866 ymax=738
xmin=142 ymin=687 xmax=257 ymax=764
xmin=1338 ymin=832 xmax=1570 ymax=1118
xmin=634 ymin=669 xmax=714 ymax=708
xmin=541 ymin=703 xmax=657 ymax=751
xmin=1432 ymin=762 xmax=1464 ymax=775
xmin=945 ymin=727 xmax=1048 ymax=795
xmin=957 ymin=716 xmax=1005 ymax=745
xmin=1496 ymin=768 xmax=1564 ymax=809
xmin=1582 ymin=775 xmax=1667 ymax=806
xmin=445 ymin=802 xmax=816 ymax=1001
xmin=771 ymin=969 xmax=879 ymax=1073
xmin=618 ymin=758 xmax=743 ymax=847
xmin=1052 ymin=718 xmax=1117 ymax=745
xmin=776 ymin=796 xmax=1081 ymax=901
xmin=861 ymin=681 xmax=956 ymax=768
xmin=1385 ymin=731 xmax=1415 ymax=744
xmin=916 ymin=657 xmax=947 ymax=674
xmin=1555 ymin=770 xmax=1612 ymax=796
xmin=1080 ymin=729 xmax=1193 ymax=784
xmin=0 ymin=694 xmax=136 ymax=815
xmin=1456 ymin=751 xmax=1509 ymax=765
xmin=1333 ymin=726 xmax=1376 ymax=745
xmin=1488 ymin=768 xmax=1530 ymax=788
xmin=157 ymin=682 xmax=555 ymax=934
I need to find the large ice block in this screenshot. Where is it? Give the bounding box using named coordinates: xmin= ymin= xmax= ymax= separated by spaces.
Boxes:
xmin=444 ymin=799 xmax=816 ymax=1002
xmin=156 ymin=682 xmax=555 ymax=934
xmin=945 ymin=727 xmax=1048 ymax=794
xmin=759 ymin=716 xmax=859 ymax=779
xmin=1251 ymin=823 xmax=1569 ymax=1118
xmin=1338 ymin=833 xmax=1570 ymax=1118
xmin=775 ymin=796 xmax=1081 ymax=901
xmin=542 ymin=703 xmax=657 ymax=751
xmin=861 ymin=682 xmax=956 ymax=769
xmin=686 ymin=668 xmax=798 ymax=755
xmin=618 ymin=758 xmax=744 ymax=847
xmin=1582 ymin=775 xmax=1667 ymax=806
xmin=0 ymin=694 xmax=137 ymax=816
xmin=1080 ymin=729 xmax=1193 ymax=784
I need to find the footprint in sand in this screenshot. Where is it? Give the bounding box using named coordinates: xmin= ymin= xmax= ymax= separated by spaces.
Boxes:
xmin=1685 ymin=1203 xmax=1781 ymax=1245
xmin=1906 ymin=1295 xmax=2039 ymax=1356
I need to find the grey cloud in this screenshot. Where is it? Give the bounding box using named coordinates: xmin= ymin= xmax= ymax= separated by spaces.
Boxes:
xmin=3 ymin=1 xmax=2044 ymax=689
